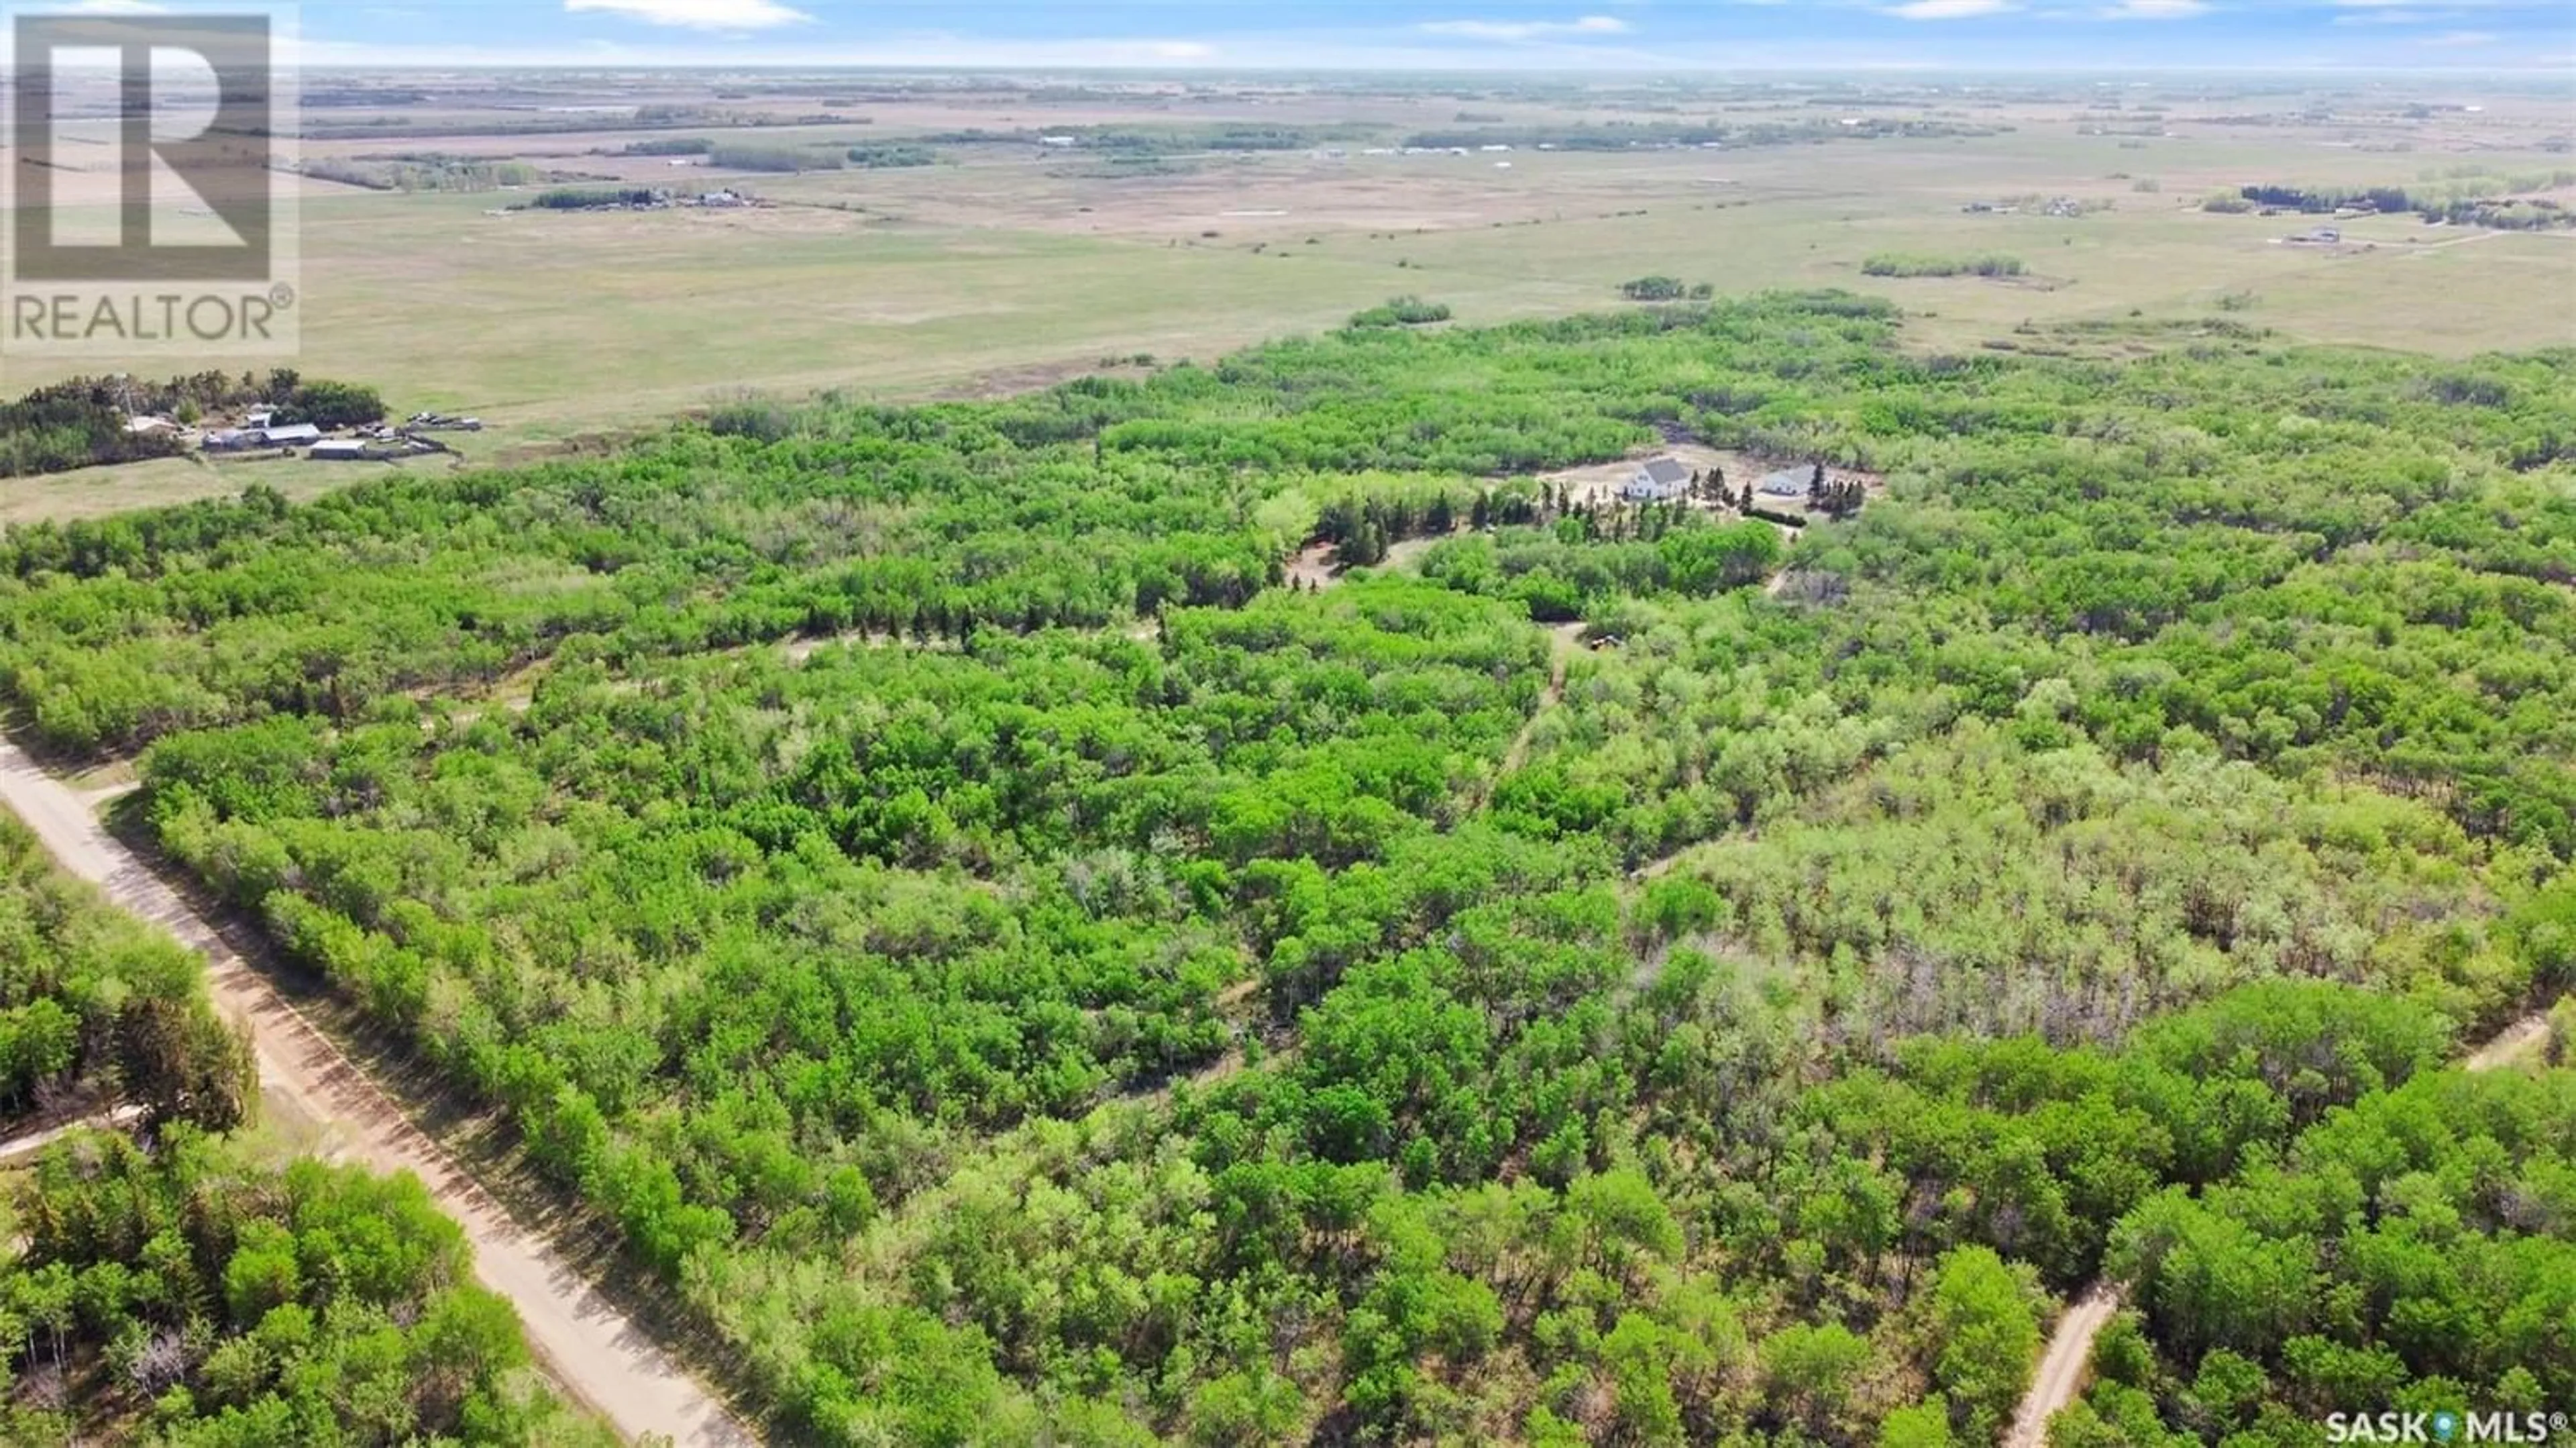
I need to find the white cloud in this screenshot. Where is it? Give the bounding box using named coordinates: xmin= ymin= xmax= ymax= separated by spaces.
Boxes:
xmin=2100 ymin=0 xmax=2207 ymax=17
xmin=1884 ymin=0 xmax=2015 ymax=17
xmin=2422 ymin=27 xmax=2500 ymax=42
xmin=1419 ymin=15 xmax=1631 ymax=40
xmin=562 ymin=0 xmax=810 ymax=30
xmin=52 ymin=0 xmax=171 ymax=11
xmin=2324 ymin=0 xmax=2561 ymax=13
xmin=1146 ymin=40 xmax=1216 ymax=58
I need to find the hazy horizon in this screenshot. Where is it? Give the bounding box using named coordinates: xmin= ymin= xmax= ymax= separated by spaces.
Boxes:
xmin=35 ymin=0 xmax=2571 ymax=74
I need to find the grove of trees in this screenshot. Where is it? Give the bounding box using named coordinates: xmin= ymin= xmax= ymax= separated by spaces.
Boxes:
xmin=1860 ymin=254 xmax=2027 ymax=278
xmin=2234 ymin=174 xmax=2576 ymax=229
xmin=3 ymin=1132 xmax=609 ymax=1445
xmin=1348 ymin=297 xmax=1454 ymax=329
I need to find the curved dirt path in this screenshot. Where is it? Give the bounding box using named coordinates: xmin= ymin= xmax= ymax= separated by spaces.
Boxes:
xmin=2005 ymin=1283 xmax=2121 ymax=1448
xmin=0 ymin=1104 xmax=145 ymax=1166
xmin=2464 ymin=1012 xmax=2549 ymax=1073
xmin=2006 ymin=1005 xmax=2556 ymax=1446
xmin=1473 ymin=622 xmax=1590 ymax=811
xmin=1499 ymin=623 xmax=1588 ymax=774
xmin=0 ymin=740 xmax=754 ymax=1447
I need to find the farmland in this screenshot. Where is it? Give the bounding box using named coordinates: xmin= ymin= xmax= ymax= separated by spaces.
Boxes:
xmin=4 ymin=70 xmax=2571 ymax=511
xmin=197 ymin=127 xmax=2576 ymax=415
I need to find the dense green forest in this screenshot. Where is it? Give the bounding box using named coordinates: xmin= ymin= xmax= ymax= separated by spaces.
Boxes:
xmin=4 ymin=1133 xmax=607 ymax=1445
xmin=0 ymin=815 xmax=252 ymax=1134
xmin=0 ymin=295 xmax=2569 ymax=1443
xmin=0 ymin=813 xmax=605 ymax=1443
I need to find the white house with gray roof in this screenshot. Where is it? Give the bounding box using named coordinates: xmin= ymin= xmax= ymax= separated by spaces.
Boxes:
xmin=1622 ymin=456 xmax=1693 ymax=503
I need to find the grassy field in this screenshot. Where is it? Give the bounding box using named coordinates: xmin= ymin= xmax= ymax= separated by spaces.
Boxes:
xmin=5 ymin=72 xmax=2571 ymax=518
xmin=0 ymin=435 xmax=502 ymax=525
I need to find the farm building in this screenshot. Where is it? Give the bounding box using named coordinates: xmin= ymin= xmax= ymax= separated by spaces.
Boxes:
xmin=207 ymin=423 xmax=320 ymax=450
xmin=309 ymin=439 xmax=370 ymax=461
xmin=1756 ymin=468 xmax=1812 ymax=499
xmin=1622 ymin=457 xmax=1693 ymax=503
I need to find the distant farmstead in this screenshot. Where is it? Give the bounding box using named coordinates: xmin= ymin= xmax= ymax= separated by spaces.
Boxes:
xmin=1622 ymin=456 xmax=1693 ymax=503
xmin=207 ymin=422 xmax=321 ymax=450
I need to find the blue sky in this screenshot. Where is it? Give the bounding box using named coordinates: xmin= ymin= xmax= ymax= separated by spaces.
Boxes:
xmin=130 ymin=0 xmax=2576 ymax=70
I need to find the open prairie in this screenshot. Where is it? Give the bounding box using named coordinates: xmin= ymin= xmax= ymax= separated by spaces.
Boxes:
xmin=4 ymin=72 xmax=2570 ymax=489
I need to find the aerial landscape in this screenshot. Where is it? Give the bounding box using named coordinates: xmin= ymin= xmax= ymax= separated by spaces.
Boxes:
xmin=0 ymin=0 xmax=2570 ymax=1443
